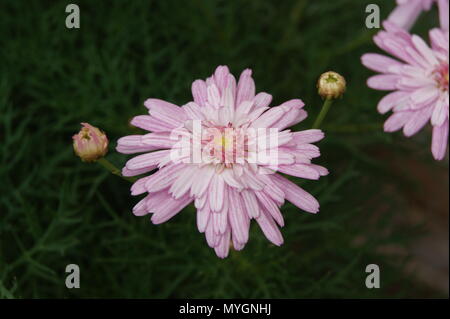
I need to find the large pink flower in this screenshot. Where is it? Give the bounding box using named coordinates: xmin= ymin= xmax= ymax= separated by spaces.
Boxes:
xmin=117 ymin=66 xmax=328 ymax=258
xmin=361 ymin=19 xmax=449 ymax=160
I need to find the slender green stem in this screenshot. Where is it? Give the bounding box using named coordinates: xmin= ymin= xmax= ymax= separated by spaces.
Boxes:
xmin=97 ymin=158 xmax=136 ymax=183
xmin=312 ymin=98 xmax=333 ymax=129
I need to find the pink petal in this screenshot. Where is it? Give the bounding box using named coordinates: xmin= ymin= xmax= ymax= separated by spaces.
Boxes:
xmin=130 ymin=115 xmax=173 ymax=132
xmin=309 ymin=164 xmax=329 ymax=176
xmin=190 ymin=165 xmax=216 ymax=197
xmin=216 ymin=186 xmax=229 ymax=234
xmin=122 ymin=165 xmax=157 ymax=177
xmin=374 ymin=28 xmax=415 ymax=65
xmin=194 ymin=193 xmax=208 ymax=210
xmin=384 ymin=38 xmax=418 ymax=66
xmin=125 ymin=150 xmax=170 ymax=170
xmin=221 ymin=77 xmax=236 ymax=110
xmin=255 ymin=191 xmax=284 ymax=227
xmin=240 ymin=189 xmax=260 ymax=218
xmin=209 ymin=174 xmax=225 ymax=212
xmin=246 ymin=107 xmax=270 ymax=125
xmin=277 ymin=163 xmax=320 ymax=180
xmin=169 ymin=166 xmax=197 ymax=199
xmin=182 ymin=102 xmax=205 ymax=120
xmin=258 ymin=174 xmax=285 ymax=204
xmin=205 ymin=221 xmax=219 ymax=248
xmin=151 ymin=193 xmax=192 ymax=224
xmin=383 ymin=20 xmax=413 ymax=40
xmin=236 ymin=69 xmax=255 ymax=107
xmin=235 ymin=100 xmax=254 ymax=118
xmin=377 ymin=91 xmax=409 ymax=114
xmin=242 ymin=170 xmax=265 ymax=190
xmin=141 ymin=132 xmax=176 ymax=149
xmin=255 ymin=208 xmax=283 ymax=246
xmin=430 ymin=28 xmax=449 ymax=52
xmin=232 ymin=236 xmax=245 ymax=251
xmin=431 ymin=97 xmax=448 ymax=126
xmin=146 ymin=190 xmax=174 ymax=211
xmin=288 ymin=151 xmax=313 ymax=164
xmin=403 ymin=45 xmax=430 ymax=69
xmin=197 ymin=207 xmax=210 ymax=233
xmin=251 ymin=106 xmax=285 ymax=128
xmin=411 ymin=35 xmax=439 ymax=66
xmin=116 ymin=135 xmax=158 ymax=154
xmin=271 ymin=99 xmax=307 ymax=130
xmin=384 ymin=111 xmax=413 ymax=132
xmin=253 ymin=92 xmax=273 ymax=109
xmin=131 ymin=176 xmax=151 ymax=196
xmin=291 ymin=129 xmax=324 ymax=144
xmin=228 ymin=188 xmax=250 ymax=244
xmin=273 ymin=109 xmax=307 ymax=130
xmin=438 ymin=0 xmax=449 ymax=31
xmin=278 ymin=99 xmax=305 ymax=111
xmin=132 ymin=195 xmax=151 ymax=216
xmin=144 ymin=98 xmax=187 ymax=127
xmin=144 ymin=163 xmax=184 ymax=192
xmin=387 ymin=0 xmax=424 ymax=30
xmin=207 ymin=83 xmax=221 ymax=107
xmin=361 ymin=53 xmax=403 ymax=73
xmin=220 ymin=168 xmax=243 ymax=189
xmin=256 ymin=129 xmax=292 ymax=150
xmin=213 ymin=65 xmax=230 ymax=94
xmin=212 ymin=208 xmax=228 ymax=235
xmin=432 ymin=120 xmax=449 ymax=160
xmin=272 ymin=174 xmax=320 ymax=213
xmin=403 ymin=107 xmax=432 ymax=137
xmin=367 ymin=75 xmax=400 ymax=90
xmin=290 ymin=144 xmax=321 ymax=158
xmin=214 ymin=228 xmax=231 ymax=258
xmin=256 ymin=150 xmax=295 ymax=166
xmin=397 ymin=74 xmax=434 ymax=91
xmin=191 ymin=80 xmax=208 ymax=107
xmin=410 ymin=86 xmax=439 ymax=109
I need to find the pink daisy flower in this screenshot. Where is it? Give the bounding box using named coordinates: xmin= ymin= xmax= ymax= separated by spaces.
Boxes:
xmin=387 ymin=0 xmax=435 ymax=30
xmin=361 ymin=16 xmax=449 ymax=160
xmin=116 ymin=66 xmax=328 ymax=258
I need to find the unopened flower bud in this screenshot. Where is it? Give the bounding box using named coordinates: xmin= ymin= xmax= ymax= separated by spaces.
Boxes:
xmin=73 ymin=123 xmax=109 ymax=162
xmin=317 ymin=71 xmax=346 ymax=99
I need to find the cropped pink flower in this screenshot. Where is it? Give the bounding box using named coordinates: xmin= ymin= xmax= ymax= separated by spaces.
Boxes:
xmin=362 ymin=19 xmax=449 ymax=160
xmin=117 ymin=66 xmax=328 ymax=258
xmin=387 ymin=0 xmax=435 ymax=30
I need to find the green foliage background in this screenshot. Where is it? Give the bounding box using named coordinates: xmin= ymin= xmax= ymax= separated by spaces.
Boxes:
xmin=0 ymin=0 xmax=446 ymax=298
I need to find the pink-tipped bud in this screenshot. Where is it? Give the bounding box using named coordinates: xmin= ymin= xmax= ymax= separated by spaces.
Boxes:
xmin=317 ymin=71 xmax=346 ymax=99
xmin=72 ymin=123 xmax=109 ymax=162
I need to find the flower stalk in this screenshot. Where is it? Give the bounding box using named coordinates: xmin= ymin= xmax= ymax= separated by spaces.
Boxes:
xmin=312 ymin=98 xmax=333 ymax=129
xmin=97 ymin=158 xmax=137 ymax=183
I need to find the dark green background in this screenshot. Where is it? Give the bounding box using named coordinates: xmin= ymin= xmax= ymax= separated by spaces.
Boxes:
xmin=0 ymin=0 xmax=447 ymax=298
